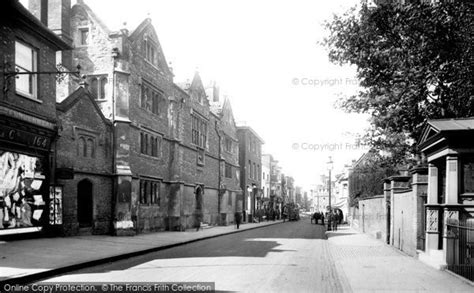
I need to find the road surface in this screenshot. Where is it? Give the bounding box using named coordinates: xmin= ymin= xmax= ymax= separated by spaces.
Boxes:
xmin=44 ymin=218 xmax=345 ymax=292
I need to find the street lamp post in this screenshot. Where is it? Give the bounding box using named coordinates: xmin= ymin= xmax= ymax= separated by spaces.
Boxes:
xmin=327 ymin=156 xmax=333 ymax=231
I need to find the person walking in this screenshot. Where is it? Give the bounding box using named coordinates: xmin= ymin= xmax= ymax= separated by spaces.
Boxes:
xmin=234 ymin=211 xmax=242 ymax=229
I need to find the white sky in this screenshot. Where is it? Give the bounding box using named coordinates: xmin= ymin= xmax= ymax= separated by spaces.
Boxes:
xmin=40 ymin=0 xmax=371 ymax=190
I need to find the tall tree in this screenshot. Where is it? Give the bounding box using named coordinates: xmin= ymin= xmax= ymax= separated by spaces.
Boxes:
xmin=324 ymin=1 xmax=474 ymax=166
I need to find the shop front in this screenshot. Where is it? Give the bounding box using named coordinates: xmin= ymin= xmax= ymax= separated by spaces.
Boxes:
xmin=0 ymin=115 xmax=57 ymax=237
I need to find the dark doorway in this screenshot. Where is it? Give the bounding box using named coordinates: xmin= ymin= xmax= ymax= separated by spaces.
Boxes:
xmin=78 ymin=179 xmax=93 ymax=227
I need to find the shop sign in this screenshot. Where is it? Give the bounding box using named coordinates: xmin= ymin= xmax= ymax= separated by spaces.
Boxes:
xmin=0 ymin=125 xmax=50 ymax=150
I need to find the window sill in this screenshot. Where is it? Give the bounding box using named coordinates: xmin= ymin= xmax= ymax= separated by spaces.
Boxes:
xmin=138 ymin=203 xmax=160 ymax=207
xmin=139 ymin=107 xmax=163 ymax=118
xmin=16 ymin=92 xmax=42 ymax=104
xmin=145 ymin=59 xmax=160 ymax=70
xmin=138 ymin=153 xmax=161 ymax=160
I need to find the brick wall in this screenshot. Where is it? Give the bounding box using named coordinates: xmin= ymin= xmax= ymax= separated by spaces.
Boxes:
xmin=58 ymin=174 xmax=113 ymax=236
xmin=56 ymin=88 xmax=113 ymax=236
xmin=0 ymin=19 xmax=59 ymax=123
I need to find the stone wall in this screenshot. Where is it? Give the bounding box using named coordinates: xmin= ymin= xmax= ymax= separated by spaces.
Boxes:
xmin=392 ymin=189 xmax=417 ymax=256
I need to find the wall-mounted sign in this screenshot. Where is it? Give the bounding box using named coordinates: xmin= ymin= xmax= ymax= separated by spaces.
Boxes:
xmin=0 ymin=124 xmax=51 ymax=150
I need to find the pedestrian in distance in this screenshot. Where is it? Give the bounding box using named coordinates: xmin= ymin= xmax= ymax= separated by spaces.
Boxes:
xmin=235 ymin=211 xmax=242 ymax=229
xmin=332 ymin=211 xmax=339 ymax=231
xmin=282 ymin=206 xmax=288 ymax=222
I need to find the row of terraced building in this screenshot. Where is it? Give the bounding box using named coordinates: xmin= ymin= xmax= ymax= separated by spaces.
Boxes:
xmin=0 ymin=0 xmax=270 ymax=238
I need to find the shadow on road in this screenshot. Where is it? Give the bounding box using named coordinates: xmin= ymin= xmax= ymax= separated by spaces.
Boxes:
xmin=53 ymin=220 xmax=327 ymax=277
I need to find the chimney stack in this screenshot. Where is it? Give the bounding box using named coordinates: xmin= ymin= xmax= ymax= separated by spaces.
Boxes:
xmin=28 ymin=0 xmax=48 ymax=25
xmin=47 ymin=0 xmax=71 ymax=43
xmin=28 ymin=0 xmax=72 ymax=68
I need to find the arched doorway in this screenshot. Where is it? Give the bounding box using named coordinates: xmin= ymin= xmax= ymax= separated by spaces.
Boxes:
xmin=77 ymin=179 xmax=93 ymax=228
xmin=195 ymin=185 xmax=203 ymax=211
xmin=193 ymin=185 xmax=203 ymax=228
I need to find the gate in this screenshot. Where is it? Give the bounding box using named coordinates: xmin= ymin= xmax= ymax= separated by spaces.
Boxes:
xmin=446 ymin=217 xmax=474 ymax=281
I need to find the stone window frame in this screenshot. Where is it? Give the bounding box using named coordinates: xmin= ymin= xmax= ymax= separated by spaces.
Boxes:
xmin=73 ymin=127 xmax=100 ymax=159
xmin=139 ymin=178 xmax=161 ymax=206
xmin=15 ymin=40 xmax=39 ymax=101
xmin=140 ymin=79 xmax=165 ymax=117
xmin=139 ymin=128 xmax=162 ymax=159
xmin=88 ymin=74 xmax=108 ymax=100
xmin=79 ymin=27 xmax=89 ymax=46
xmin=248 ymin=160 xmax=252 ymax=179
xmin=143 ymin=35 xmax=158 ymax=67
xmin=253 ymin=162 xmax=257 ymax=180
xmin=224 ymin=135 xmax=233 ymax=153
xmin=225 ymin=163 xmax=232 ymax=179
xmin=191 ymin=110 xmax=208 ymax=149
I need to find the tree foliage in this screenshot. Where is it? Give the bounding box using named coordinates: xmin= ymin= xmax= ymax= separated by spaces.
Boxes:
xmin=324 ymin=1 xmax=474 ymax=166
xmin=348 ymin=150 xmax=398 ymax=206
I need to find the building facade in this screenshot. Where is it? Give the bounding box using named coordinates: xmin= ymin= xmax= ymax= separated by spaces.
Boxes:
xmin=261 ymin=154 xmax=271 ymax=208
xmin=56 ymin=87 xmax=113 ymax=235
xmin=237 ymin=126 xmax=264 ymax=222
xmin=14 ymin=0 xmax=250 ymax=236
xmin=0 ymin=0 xmax=70 ymax=236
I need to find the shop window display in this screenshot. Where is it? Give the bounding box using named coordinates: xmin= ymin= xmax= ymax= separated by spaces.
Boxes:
xmin=0 ymin=151 xmax=47 ymax=230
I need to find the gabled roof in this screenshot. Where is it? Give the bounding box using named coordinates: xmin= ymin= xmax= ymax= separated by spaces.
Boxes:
xmin=129 ymin=18 xmax=173 ymax=76
xmin=73 ymin=0 xmax=112 ymax=35
xmin=184 ymin=71 xmax=211 ymax=107
xmin=221 ymin=97 xmax=235 ymax=121
xmin=56 ymin=86 xmax=111 ymax=126
xmin=3 ymin=0 xmax=71 ymax=50
xmin=418 ymin=117 xmax=474 ymax=152
xmin=129 ymin=18 xmax=153 ymax=41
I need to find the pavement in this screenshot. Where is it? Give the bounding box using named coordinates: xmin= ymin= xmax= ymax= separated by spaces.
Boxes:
xmin=1 ymin=220 xmax=473 ymax=292
xmin=326 ymin=225 xmax=474 ymax=292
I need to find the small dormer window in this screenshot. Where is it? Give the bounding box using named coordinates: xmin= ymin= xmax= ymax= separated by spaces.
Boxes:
xmin=79 ymin=28 xmax=89 ymax=46
xmin=144 ymin=37 xmax=157 ymax=66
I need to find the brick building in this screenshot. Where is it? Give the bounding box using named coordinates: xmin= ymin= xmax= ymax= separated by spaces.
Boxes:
xmin=0 ymin=0 xmax=70 ymax=237
xmin=209 ymin=89 xmax=242 ymax=225
xmin=237 ymin=126 xmax=264 ymax=222
xmin=62 ymin=1 xmax=178 ymax=234
xmin=23 ymin=0 xmax=243 ymax=234
xmin=56 ymin=87 xmax=113 ymax=236
xmin=174 ymin=74 xmax=240 ymax=228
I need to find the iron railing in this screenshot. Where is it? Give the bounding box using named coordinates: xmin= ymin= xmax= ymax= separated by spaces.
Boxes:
xmin=446 ymin=220 xmax=474 ymax=282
